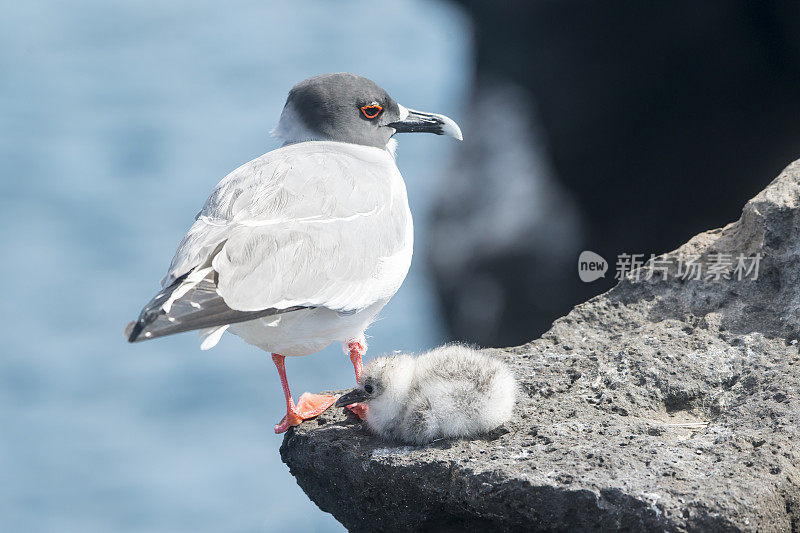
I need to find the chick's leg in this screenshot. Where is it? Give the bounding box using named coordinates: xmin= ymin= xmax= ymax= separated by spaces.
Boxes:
xmin=272 ymin=353 xmax=337 ymax=434
xmin=345 ymin=337 xmax=368 ymax=420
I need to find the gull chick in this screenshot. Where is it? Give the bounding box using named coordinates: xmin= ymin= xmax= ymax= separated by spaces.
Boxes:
xmin=124 ymin=73 xmax=462 ymax=433
xmin=335 ymin=345 xmax=516 ymax=444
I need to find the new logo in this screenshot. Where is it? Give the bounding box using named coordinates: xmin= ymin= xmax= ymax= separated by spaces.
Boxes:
xmin=578 ymin=251 xmax=608 ymax=282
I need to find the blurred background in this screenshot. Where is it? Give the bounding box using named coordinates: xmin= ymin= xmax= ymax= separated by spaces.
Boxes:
xmin=2 ymin=0 xmax=799 ymax=531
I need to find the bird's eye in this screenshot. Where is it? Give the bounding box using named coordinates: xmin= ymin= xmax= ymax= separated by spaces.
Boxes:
xmin=364 ymin=383 xmax=374 ymax=394
xmin=360 ymin=105 xmax=383 ymax=119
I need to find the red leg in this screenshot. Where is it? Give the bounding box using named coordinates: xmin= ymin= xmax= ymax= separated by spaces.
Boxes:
xmin=345 ymin=339 xmax=368 ymax=419
xmin=348 ymin=403 xmax=369 ymax=420
xmin=271 ymin=353 xmax=337 ymax=434
xmin=347 ymin=338 xmax=366 ymax=382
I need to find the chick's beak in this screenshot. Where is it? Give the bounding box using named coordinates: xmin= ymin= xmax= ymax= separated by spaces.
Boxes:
xmin=334 ymin=388 xmax=369 ymax=407
xmin=387 ymin=104 xmax=463 ymax=140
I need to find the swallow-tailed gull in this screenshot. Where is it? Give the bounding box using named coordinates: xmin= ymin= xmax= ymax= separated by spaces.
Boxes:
xmin=335 ymin=344 xmax=516 ymax=444
xmin=125 ymin=73 xmax=462 ymax=433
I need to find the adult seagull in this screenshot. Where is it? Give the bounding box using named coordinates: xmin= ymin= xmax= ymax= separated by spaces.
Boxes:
xmin=125 ymin=73 xmax=462 ymax=433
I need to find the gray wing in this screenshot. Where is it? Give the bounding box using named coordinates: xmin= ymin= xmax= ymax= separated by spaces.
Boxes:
xmin=126 ymin=142 xmax=410 ymax=345
xmin=125 ymin=268 xmax=305 ymax=343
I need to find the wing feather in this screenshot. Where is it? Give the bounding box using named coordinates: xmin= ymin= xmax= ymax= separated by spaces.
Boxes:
xmin=128 ymin=141 xmax=412 ymax=343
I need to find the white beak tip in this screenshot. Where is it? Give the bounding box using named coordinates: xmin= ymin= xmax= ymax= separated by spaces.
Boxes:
xmin=438 ymin=114 xmax=463 ymax=141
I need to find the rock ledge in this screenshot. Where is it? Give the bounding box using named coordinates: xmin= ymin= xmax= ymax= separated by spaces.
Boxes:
xmin=281 ymin=161 xmax=800 ymax=532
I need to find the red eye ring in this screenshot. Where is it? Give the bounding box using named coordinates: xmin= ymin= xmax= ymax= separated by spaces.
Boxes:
xmin=360 ymin=104 xmax=383 ymax=119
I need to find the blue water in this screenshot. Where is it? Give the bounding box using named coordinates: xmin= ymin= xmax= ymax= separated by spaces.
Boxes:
xmin=0 ymin=2 xmax=469 ymax=530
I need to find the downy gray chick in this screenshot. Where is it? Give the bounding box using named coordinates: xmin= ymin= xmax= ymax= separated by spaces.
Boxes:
xmin=335 ymin=344 xmax=516 ymax=444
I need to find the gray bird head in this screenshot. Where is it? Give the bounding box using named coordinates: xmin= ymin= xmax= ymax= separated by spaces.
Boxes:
xmin=335 ymin=354 xmax=415 ymax=408
xmin=273 ymin=73 xmax=462 ymax=148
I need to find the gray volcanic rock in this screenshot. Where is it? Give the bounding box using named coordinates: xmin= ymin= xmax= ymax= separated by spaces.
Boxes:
xmin=281 ymin=161 xmax=800 ymax=531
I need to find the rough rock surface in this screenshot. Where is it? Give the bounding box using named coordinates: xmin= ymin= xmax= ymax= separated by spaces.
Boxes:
xmin=281 ymin=161 xmax=800 ymax=531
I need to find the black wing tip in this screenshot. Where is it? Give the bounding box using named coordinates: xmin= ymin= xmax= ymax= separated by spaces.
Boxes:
xmin=125 ymin=320 xmax=144 ymax=343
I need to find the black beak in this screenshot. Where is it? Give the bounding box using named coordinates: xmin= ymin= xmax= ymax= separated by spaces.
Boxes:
xmin=387 ymin=106 xmax=463 ymax=140
xmin=335 ymin=388 xmax=369 ymax=407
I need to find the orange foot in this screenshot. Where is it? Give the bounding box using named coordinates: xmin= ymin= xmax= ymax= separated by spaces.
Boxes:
xmin=347 ymin=403 xmax=368 ymax=420
xmin=274 ymin=393 xmax=338 ymax=433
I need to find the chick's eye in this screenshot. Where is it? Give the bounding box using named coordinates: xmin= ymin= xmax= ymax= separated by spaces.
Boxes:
xmin=364 ymin=383 xmax=374 ymax=394
xmin=360 ymin=105 xmax=383 ymax=119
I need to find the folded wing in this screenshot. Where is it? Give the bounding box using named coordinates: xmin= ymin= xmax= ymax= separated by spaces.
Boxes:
xmin=126 ymin=142 xmax=411 ymax=344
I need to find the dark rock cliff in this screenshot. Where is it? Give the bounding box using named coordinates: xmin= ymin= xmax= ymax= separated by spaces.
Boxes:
xmin=282 ymin=161 xmax=800 ymax=531
xmin=430 ymin=1 xmax=800 ymax=347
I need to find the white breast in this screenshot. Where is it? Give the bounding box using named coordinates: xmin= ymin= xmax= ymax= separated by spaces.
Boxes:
xmin=220 ymin=142 xmax=414 ymax=356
